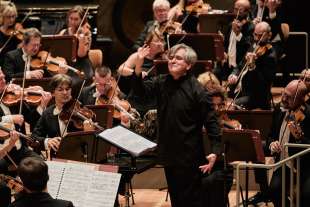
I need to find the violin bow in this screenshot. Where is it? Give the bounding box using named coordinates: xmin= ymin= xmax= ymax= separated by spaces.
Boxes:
xmin=226 ymin=32 xmax=267 ymax=110
xmin=0 ymin=9 xmax=33 ymax=54
xmin=75 ymin=6 xmax=90 ymax=36
xmin=60 ymin=79 xmax=87 ymax=139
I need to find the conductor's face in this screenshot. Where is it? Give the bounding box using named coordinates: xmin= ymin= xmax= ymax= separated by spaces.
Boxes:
xmin=168 ymin=48 xmax=191 ymax=79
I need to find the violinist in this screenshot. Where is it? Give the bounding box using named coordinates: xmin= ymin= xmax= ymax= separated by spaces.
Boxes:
xmin=132 ymin=0 xmax=170 ymax=51
xmin=301 ymin=69 xmax=310 ymax=105
xmin=168 ymin=0 xmax=210 ymax=33
xmin=31 ymin=74 xmax=82 ymax=153
xmin=0 ymin=68 xmax=50 ymax=175
xmin=59 ymin=5 xmax=94 ymax=94
xmin=0 ymin=2 xmax=22 ymax=65
xmin=266 ymin=80 xmax=310 ymax=207
xmin=118 ymin=34 xmax=164 ymax=116
xmin=2 ymin=28 xmax=46 ymax=82
xmin=8 ymin=157 xmax=73 ymax=207
xmin=227 ymin=21 xmax=277 ymax=110
xmin=214 ymin=0 xmax=254 ymax=82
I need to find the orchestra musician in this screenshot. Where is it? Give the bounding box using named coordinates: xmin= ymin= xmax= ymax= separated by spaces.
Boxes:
xmin=214 ymin=0 xmax=254 ymax=82
xmin=168 ymin=0 xmax=210 ymax=33
xmin=0 ymin=131 xmax=19 ymax=207
xmin=132 ymin=0 xmax=170 ymax=51
xmin=0 ymin=67 xmax=51 ymax=174
xmin=300 ymin=69 xmax=310 ymax=105
xmin=8 ymin=157 xmax=73 ymax=207
xmin=227 ymin=21 xmax=277 ymax=110
xmin=59 ymin=5 xmax=94 ymax=94
xmin=0 ymin=2 xmax=22 ymax=66
xmin=118 ymin=33 xmax=164 ymax=116
xmin=31 ymin=74 xmax=81 ymax=153
xmin=266 ymin=80 xmax=310 ymax=206
xmin=131 ymin=43 xmax=221 ymax=207
xmin=2 ymin=28 xmax=46 ymax=82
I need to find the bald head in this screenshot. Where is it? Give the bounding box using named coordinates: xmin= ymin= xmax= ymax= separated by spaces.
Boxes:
xmin=282 ymin=80 xmax=307 ymax=110
xmin=235 ymin=0 xmax=251 ymax=10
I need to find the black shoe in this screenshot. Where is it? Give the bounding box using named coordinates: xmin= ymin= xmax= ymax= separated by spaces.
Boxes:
xmin=247 ymin=192 xmax=266 ymax=205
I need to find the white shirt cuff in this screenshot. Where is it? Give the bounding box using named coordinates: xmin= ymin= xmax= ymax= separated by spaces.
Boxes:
xmin=44 ymin=138 xmax=50 ymax=150
xmin=25 ymin=71 xmax=32 ymax=79
xmin=235 ymin=33 xmax=243 ymax=41
xmin=1 ymin=115 xmax=13 ymax=123
xmin=36 ymin=105 xmax=44 ymax=115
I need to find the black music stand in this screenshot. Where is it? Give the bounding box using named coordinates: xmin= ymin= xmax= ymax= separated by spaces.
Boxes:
xmin=56 ymin=130 xmax=97 ymax=163
xmin=41 ymin=35 xmax=78 ymax=64
xmin=167 ymin=33 xmax=224 ymax=61
xmin=153 ymin=60 xmax=213 ymax=77
xmin=227 ymin=110 xmax=273 ymax=140
xmin=12 ymin=78 xmax=52 ymax=92
xmin=199 ymin=13 xmax=235 ymax=34
xmin=222 ymin=129 xmax=265 ymax=207
xmin=97 ymin=125 xmax=157 ymax=207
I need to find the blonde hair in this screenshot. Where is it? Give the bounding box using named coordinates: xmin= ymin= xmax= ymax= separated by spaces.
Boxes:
xmin=0 ymin=2 xmax=17 ymax=25
xmin=153 ymin=0 xmax=170 ymax=10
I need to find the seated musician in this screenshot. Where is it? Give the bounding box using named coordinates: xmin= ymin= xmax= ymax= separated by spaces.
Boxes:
xmin=300 ymin=69 xmax=310 ymax=105
xmin=0 ymin=68 xmax=51 ymax=174
xmin=227 ymin=21 xmax=277 ymax=110
xmin=2 ymin=28 xmax=47 ymax=82
xmin=0 ymin=131 xmax=19 ymax=207
xmin=266 ymin=80 xmax=310 ymax=206
xmin=31 ymin=74 xmax=82 ymax=153
xmin=213 ymin=0 xmax=254 ymax=82
xmin=118 ymin=34 xmax=164 ymax=116
xmin=132 ymin=0 xmax=170 ymax=51
xmin=8 ymin=157 xmax=73 ymax=207
xmin=0 ymin=2 xmax=22 ymax=66
xmin=168 ymin=0 xmax=210 ymax=33
xmin=59 ymin=5 xmax=94 ymax=93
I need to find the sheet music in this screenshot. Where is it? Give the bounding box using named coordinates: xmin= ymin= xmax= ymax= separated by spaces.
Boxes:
xmin=98 ymin=125 xmax=157 ymax=156
xmin=46 ymin=161 xmax=121 ymax=207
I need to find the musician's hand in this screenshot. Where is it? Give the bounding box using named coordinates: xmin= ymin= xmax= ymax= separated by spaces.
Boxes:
xmin=253 ymin=17 xmax=261 ymax=25
xmin=228 ymin=74 xmax=238 ymax=85
xmin=232 ymin=20 xmax=241 ymax=35
xmin=199 ymin=153 xmax=217 ymax=174
xmin=11 ymin=115 xmax=24 ymax=126
xmin=40 ymin=91 xmax=52 ymax=109
xmin=135 ymin=45 xmax=150 ymax=76
xmin=29 ymin=70 xmax=44 ymax=79
xmin=58 ymin=61 xmax=69 ymax=74
xmin=120 ymin=112 xmax=130 ymax=128
xmin=47 ymin=137 xmax=61 ymax=151
xmin=270 ymin=141 xmax=282 ymax=154
xmin=288 ymin=121 xmax=304 ymax=140
xmin=9 ymin=131 xmax=19 ymax=146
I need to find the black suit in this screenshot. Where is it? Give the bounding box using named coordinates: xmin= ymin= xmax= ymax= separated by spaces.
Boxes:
xmin=9 ymin=192 xmax=73 ymax=207
xmin=2 ymin=48 xmax=25 ymax=82
xmin=132 ymin=20 xmax=157 ymax=52
xmin=233 ymin=44 xmax=277 ymax=109
xmin=266 ymin=104 xmax=310 ymax=207
xmin=79 ymin=85 xmax=96 ymax=106
xmin=31 ymin=104 xmax=79 ymax=151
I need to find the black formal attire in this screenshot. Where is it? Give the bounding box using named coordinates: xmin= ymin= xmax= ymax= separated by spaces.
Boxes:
xmin=232 ymin=44 xmax=277 ymax=109
xmin=0 ymin=181 xmax=11 ymax=207
xmin=265 ymin=104 xmax=310 ymax=207
xmin=9 ymin=192 xmax=73 ymax=207
xmin=2 ymin=48 xmax=51 ymax=82
xmin=0 ymin=30 xmax=21 ymax=66
xmin=132 ymin=20 xmax=158 ymax=51
xmin=131 ymin=72 xmax=221 ymax=207
xmin=214 ymin=18 xmax=254 ymax=81
xmin=31 ymin=104 xmax=79 ymax=151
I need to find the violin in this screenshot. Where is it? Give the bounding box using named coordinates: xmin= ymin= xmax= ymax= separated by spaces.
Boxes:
xmin=0 ymin=174 xmax=29 ymax=193
xmin=3 ymin=23 xmax=25 ymax=41
xmin=30 ymin=51 xmax=84 ymax=78
xmin=96 ymin=77 xmax=134 ymax=120
xmin=0 ymin=123 xmax=40 ymax=149
xmin=286 ymin=106 xmax=306 ymax=140
xmin=185 ymin=1 xmax=210 ymax=14
xmin=59 ymin=99 xmax=104 ymax=131
xmin=1 ymin=85 xmax=45 ymax=106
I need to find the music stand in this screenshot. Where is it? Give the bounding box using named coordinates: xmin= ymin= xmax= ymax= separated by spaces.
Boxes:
xmin=199 ymin=13 xmax=235 ymax=34
xmin=227 ymin=110 xmax=273 ymax=140
xmin=41 ymin=35 xmax=78 ymax=64
xmin=222 ymin=129 xmax=265 ymax=207
xmin=12 ymin=77 xmax=52 ymax=92
xmin=85 ymin=104 xmax=114 ymax=163
xmin=56 ymin=130 xmax=97 ymax=163
xmin=153 ymin=60 xmax=213 ymax=77
xmin=167 ymin=33 xmax=224 ymax=61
